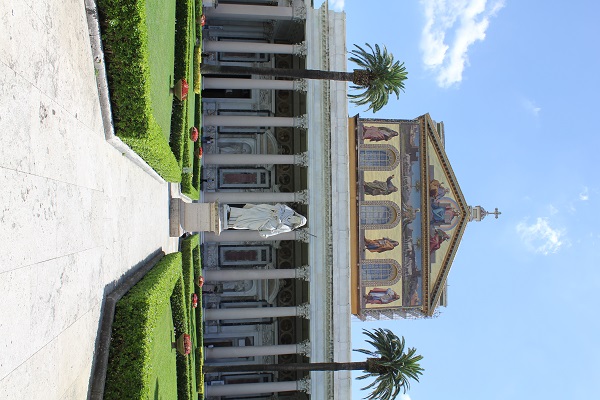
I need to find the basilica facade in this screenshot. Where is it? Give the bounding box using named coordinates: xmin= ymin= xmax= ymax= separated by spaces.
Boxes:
xmin=198 ymin=1 xmax=492 ymax=399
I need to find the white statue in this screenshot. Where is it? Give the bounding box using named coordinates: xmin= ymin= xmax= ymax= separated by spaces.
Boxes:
xmin=226 ymin=203 xmax=307 ymax=238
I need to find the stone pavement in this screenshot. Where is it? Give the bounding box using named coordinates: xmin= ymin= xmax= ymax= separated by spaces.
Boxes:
xmin=0 ymin=0 xmax=178 ymax=398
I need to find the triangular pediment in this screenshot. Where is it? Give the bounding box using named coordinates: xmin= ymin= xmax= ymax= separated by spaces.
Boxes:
xmin=419 ymin=114 xmax=469 ymax=315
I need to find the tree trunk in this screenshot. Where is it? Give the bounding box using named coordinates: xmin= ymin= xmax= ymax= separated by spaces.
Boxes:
xmin=201 ymin=64 xmax=356 ymax=83
xmin=204 ymin=361 xmax=369 ymax=374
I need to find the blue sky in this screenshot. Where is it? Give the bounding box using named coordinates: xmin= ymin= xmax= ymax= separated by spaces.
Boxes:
xmin=319 ymin=1 xmax=600 ymax=399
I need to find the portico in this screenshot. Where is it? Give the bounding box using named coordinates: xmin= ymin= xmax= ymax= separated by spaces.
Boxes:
xmin=199 ymin=1 xmax=352 ymax=399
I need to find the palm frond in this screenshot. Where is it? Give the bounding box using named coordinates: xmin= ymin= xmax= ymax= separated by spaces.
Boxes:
xmin=348 ymin=43 xmax=408 ymax=112
xmin=353 ymin=328 xmax=424 ymax=400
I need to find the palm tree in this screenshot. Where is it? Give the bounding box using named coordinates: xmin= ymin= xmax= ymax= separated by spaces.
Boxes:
xmin=203 ymin=328 xmax=423 ymax=400
xmin=201 ymin=43 xmax=407 ymax=112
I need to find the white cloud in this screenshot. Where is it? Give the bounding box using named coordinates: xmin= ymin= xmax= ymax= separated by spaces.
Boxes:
xmin=579 ymin=186 xmax=589 ymax=201
xmin=420 ymin=0 xmax=505 ymax=87
xmin=521 ymin=97 xmax=542 ymax=117
xmin=516 ymin=217 xmax=566 ymax=255
xmin=547 ymin=204 xmax=558 ymax=215
xmin=399 ymin=395 xmax=412 ymax=400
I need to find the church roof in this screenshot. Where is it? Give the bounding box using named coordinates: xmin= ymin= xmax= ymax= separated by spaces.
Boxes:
xmin=419 ymin=113 xmax=469 ymax=315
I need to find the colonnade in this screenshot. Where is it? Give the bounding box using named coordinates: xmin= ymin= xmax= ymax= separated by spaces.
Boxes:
xmin=202 ymin=1 xmax=313 ymax=396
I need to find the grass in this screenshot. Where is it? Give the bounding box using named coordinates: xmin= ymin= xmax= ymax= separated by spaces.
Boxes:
xmin=173 ymin=0 xmax=202 ymax=199
xmin=182 ymin=234 xmax=200 ymax=307
xmin=192 ymin=93 xmax=202 ymax=192
xmin=172 ymin=276 xmax=194 ymax=400
xmin=192 ymin=240 xmax=204 ymax=396
xmin=104 ymin=252 xmax=182 ymax=399
xmin=149 ymin=305 xmax=178 ymax=399
xmin=98 ymin=0 xmax=203 ymax=187
xmin=105 ymin=241 xmax=203 ymax=399
xmin=97 ymin=0 xmax=181 ymax=182
xmin=182 ymin=234 xmax=204 ymax=397
xmin=146 ymin=0 xmax=177 ymax=141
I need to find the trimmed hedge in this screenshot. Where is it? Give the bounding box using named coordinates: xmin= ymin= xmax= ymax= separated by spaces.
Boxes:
xmin=193 ymin=244 xmax=204 ymax=395
xmin=121 ymin=131 xmax=181 ymax=182
xmin=98 ymin=0 xmax=154 ymax=138
xmin=181 ymin=234 xmax=200 ymax=309
xmin=98 ymin=0 xmax=181 ymax=182
xmin=171 ymin=277 xmax=193 ymax=400
xmin=104 ymin=252 xmax=183 ymax=400
xmin=170 ymin=0 xmax=194 ymax=166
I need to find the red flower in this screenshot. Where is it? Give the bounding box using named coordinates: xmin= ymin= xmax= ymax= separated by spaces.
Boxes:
xmin=190 ymin=127 xmax=199 ymax=142
xmin=192 ymin=293 xmax=198 ymax=308
xmin=183 ymin=334 xmax=192 ymax=355
xmin=197 ymin=276 xmax=204 ymax=287
xmin=196 ymin=147 xmax=203 ymax=159
xmin=181 ymin=79 xmax=189 ymax=100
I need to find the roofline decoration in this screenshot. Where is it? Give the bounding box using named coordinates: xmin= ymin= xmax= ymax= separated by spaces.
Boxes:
xmin=420 ymin=113 xmax=469 ymax=315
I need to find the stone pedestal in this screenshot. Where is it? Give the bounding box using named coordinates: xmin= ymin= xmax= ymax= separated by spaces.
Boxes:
xmin=182 ymin=201 xmax=221 ymax=234
xmin=169 ymin=184 xmax=222 ymax=236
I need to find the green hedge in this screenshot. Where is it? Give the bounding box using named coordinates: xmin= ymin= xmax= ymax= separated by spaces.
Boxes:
xmin=193 ymin=243 xmax=204 ymax=395
xmin=181 ymin=234 xmax=200 ymax=309
xmin=105 ymin=252 xmax=183 ymax=400
xmin=171 ymin=276 xmax=193 ymax=400
xmin=98 ymin=0 xmax=153 ymax=138
xmin=121 ymin=131 xmax=181 ymax=182
xmin=98 ymin=0 xmax=181 ymax=182
xmin=170 ymin=0 xmax=194 ymax=165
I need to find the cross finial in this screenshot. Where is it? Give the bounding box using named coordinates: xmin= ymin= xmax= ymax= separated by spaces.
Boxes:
xmin=489 ymin=208 xmax=501 ymax=219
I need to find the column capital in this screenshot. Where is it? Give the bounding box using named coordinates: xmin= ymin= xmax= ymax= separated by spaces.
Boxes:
xmin=295 ymin=265 xmax=310 ymax=281
xmin=294 ymin=189 xmax=309 ymax=204
xmin=297 ymin=339 xmax=311 ymax=357
xmin=293 ymin=152 xmax=309 ymax=167
xmin=295 ymin=228 xmax=311 ymax=243
xmin=297 ymin=376 xmax=311 ymax=394
xmin=293 ymin=79 xmax=307 ymax=92
xmin=297 ymin=302 xmax=311 ymax=319
xmin=293 ymin=41 xmax=307 ymax=57
xmin=293 ymin=114 xmax=308 ymax=130
xmin=292 ymin=0 xmax=307 ymax=21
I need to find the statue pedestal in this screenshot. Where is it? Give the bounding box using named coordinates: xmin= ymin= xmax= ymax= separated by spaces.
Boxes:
xmin=182 ymin=201 xmax=221 ymax=234
xmin=169 ymin=184 xmax=222 ymax=237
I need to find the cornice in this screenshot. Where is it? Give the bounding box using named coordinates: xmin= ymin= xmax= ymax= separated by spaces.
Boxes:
xmin=420 ymin=114 xmax=469 ymax=315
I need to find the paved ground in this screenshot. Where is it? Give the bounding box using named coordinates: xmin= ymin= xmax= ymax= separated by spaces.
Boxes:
xmin=0 ymin=0 xmax=178 ymax=398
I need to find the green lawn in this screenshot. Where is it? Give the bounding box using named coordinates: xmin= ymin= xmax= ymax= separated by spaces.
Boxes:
xmin=182 ymin=234 xmax=203 ymax=397
xmin=146 ymin=0 xmax=177 ymax=142
xmin=98 ymin=0 xmax=181 ymax=181
xmin=193 ymin=243 xmax=204 ymax=397
xmin=149 ymin=305 xmax=178 ymax=400
xmin=104 ymin=253 xmax=182 ymax=399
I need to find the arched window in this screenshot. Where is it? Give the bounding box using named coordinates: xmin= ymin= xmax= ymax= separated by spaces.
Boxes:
xmin=360 ymin=205 xmax=394 ymax=225
xmin=362 ymin=263 xmax=394 ymax=281
xmin=358 ymin=145 xmax=400 ymax=171
xmin=360 ymin=259 xmax=401 ymax=286
xmin=360 ymin=201 xmax=400 ymax=229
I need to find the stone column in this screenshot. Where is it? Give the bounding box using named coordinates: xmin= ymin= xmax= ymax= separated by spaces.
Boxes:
xmin=203 ymin=265 xmax=309 ymax=282
xmin=205 ymin=340 xmax=310 ymax=359
xmin=204 ymin=114 xmax=307 ymax=128
xmin=204 ymin=40 xmax=307 ymax=56
xmin=203 ymin=77 xmax=307 ymax=92
xmin=203 ymin=189 xmax=308 ymax=205
xmin=204 ymin=228 xmax=310 ymax=243
xmin=204 ymin=2 xmax=306 ymax=21
xmin=204 ymin=303 xmax=310 ymax=320
xmin=205 ymin=378 xmax=310 ymax=397
xmin=203 ymin=153 xmax=307 ymax=166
